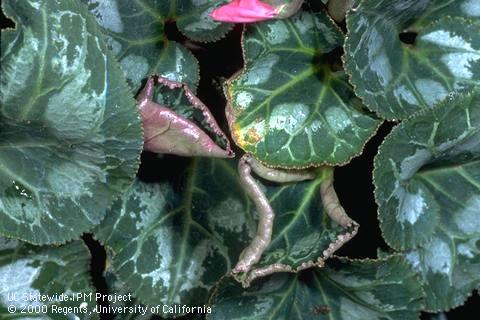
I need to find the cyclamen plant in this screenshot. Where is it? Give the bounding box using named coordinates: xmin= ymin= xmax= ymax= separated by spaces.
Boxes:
xmin=0 ymin=0 xmax=479 ymax=319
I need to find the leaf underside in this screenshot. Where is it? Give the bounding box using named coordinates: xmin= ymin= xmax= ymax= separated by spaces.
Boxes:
xmin=139 ymin=76 xmax=233 ymax=157
xmin=0 ymin=0 xmax=143 ymax=245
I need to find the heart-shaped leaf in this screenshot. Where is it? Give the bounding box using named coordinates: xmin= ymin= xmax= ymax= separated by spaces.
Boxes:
xmin=226 ymin=11 xmax=380 ymax=168
xmin=0 ymin=0 xmax=143 ymax=244
xmin=374 ymin=89 xmax=480 ymax=310
xmin=208 ymin=256 xmax=425 ymax=320
xmin=94 ymin=157 xmax=355 ymax=315
xmin=94 ymin=160 xmax=255 ymax=317
xmin=85 ymin=0 xmax=232 ymax=92
xmin=374 ymin=90 xmax=480 ymax=249
xmin=0 ymin=237 xmax=97 ymax=319
xmin=344 ymin=0 xmax=480 ymax=119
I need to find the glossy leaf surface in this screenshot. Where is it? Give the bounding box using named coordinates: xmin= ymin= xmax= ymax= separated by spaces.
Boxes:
xmin=374 ymin=90 xmax=480 ymax=310
xmin=94 ymin=158 xmax=354 ymax=314
xmin=344 ymin=0 xmax=480 ymax=119
xmin=0 ymin=237 xmax=97 ymax=319
xmin=103 ymin=271 xmax=155 ymax=320
xmin=404 ymin=231 xmax=480 ymax=311
xmin=226 ymin=11 xmax=380 ymax=168
xmin=137 ymin=77 xmax=234 ymax=158
xmin=0 ymin=0 xmax=143 ymax=244
xmin=94 ymin=161 xmax=254 ymax=317
xmin=86 ymin=0 xmax=232 ymax=92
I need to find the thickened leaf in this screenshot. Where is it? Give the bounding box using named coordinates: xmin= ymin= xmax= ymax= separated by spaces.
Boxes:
xmin=0 ymin=0 xmax=143 ymax=244
xmin=344 ymin=0 xmax=480 ymax=119
xmin=208 ymin=256 xmax=424 ymax=320
xmin=0 ymin=238 xmax=97 ymax=319
xmin=86 ymin=0 xmax=232 ymax=92
xmin=226 ymin=11 xmax=380 ymax=168
xmin=374 ymin=90 xmax=480 ymax=310
xmin=234 ymin=166 xmax=358 ymax=287
xmin=137 ymin=76 xmax=234 ymax=158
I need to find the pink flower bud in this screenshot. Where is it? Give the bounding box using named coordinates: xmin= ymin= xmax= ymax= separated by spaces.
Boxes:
xmin=210 ymin=0 xmax=278 ymax=23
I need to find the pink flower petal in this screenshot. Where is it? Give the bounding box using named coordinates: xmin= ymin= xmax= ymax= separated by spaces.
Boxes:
xmin=210 ymin=0 xmax=278 ymax=23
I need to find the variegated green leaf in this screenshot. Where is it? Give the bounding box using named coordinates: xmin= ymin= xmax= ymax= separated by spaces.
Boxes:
xmin=94 ymin=160 xmax=255 ymax=318
xmin=404 ymin=231 xmax=480 ymax=312
xmin=103 ymin=270 xmax=209 ymax=319
xmin=226 ymin=11 xmax=380 ymax=168
xmin=85 ymin=0 xmax=232 ymax=92
xmin=94 ymin=158 xmax=355 ymax=315
xmin=0 ymin=237 xmax=97 ymax=319
xmin=208 ymin=256 xmax=424 ymax=320
xmin=0 ymin=0 xmax=143 ymax=244
xmin=344 ymin=0 xmax=480 ymax=119
xmin=374 ymin=89 xmax=480 ymax=310
xmin=176 ymin=0 xmax=232 ymax=41
xmin=103 ymin=271 xmax=155 ymax=320
xmin=374 ymin=90 xmax=480 ymax=249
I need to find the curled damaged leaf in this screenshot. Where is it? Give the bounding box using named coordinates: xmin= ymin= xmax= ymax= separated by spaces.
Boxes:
xmin=328 ymin=0 xmax=353 ymax=22
xmin=211 ymin=0 xmax=303 ymax=23
xmin=234 ymin=154 xmax=358 ymax=287
xmin=137 ymin=76 xmax=234 ymax=158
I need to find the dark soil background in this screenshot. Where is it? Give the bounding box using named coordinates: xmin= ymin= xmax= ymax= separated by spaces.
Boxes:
xmin=1 ymin=4 xmax=478 ymax=320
